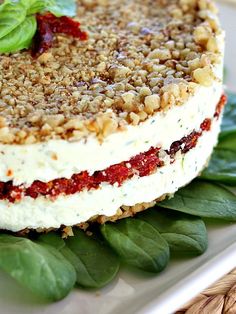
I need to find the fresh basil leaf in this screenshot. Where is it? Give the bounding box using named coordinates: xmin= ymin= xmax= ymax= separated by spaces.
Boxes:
xmin=138 ymin=208 xmax=208 ymax=255
xmin=47 ymin=0 xmax=77 ymax=17
xmin=62 ymin=229 xmax=120 ymax=289
xmin=101 ymin=219 xmax=170 ymax=273
xmin=0 ymin=234 xmax=76 ymax=301
xmin=159 ymin=180 xmax=236 ymax=221
xmin=0 ymin=15 xmax=37 ymax=53
xmin=201 ymin=135 xmax=236 ymax=184
xmin=24 ymin=0 xmax=76 ymax=16
xmin=0 ymin=0 xmax=26 ymax=39
xmin=220 ymin=93 xmax=236 ymax=139
xmin=21 ymin=0 xmax=53 ymax=15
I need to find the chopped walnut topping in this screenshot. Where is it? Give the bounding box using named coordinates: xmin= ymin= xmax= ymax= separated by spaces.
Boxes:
xmin=148 ymin=48 xmax=172 ymax=60
xmin=193 ymin=65 xmax=216 ymax=86
xmin=0 ymin=0 xmax=223 ymax=144
xmin=37 ymin=52 xmax=54 ymax=64
xmin=194 ymin=24 xmax=212 ymax=45
xmin=62 ymin=226 xmax=74 ymax=238
xmin=144 ymin=95 xmax=160 ymax=114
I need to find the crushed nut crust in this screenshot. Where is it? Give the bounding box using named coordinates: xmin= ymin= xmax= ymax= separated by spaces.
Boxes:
xmin=0 ymin=0 xmax=223 ymax=144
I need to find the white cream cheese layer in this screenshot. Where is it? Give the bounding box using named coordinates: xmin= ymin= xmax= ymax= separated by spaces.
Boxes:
xmin=0 ymin=115 xmax=221 ymax=232
xmin=0 ymin=83 xmax=222 ymax=186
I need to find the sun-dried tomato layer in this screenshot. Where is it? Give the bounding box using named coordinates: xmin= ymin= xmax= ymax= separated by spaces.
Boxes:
xmin=0 ymin=95 xmax=227 ymax=203
xmin=0 ymin=148 xmax=163 ymax=202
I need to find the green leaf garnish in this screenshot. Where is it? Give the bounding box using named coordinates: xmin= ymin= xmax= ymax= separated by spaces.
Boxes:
xmin=0 ymin=0 xmax=77 ymax=54
xmin=21 ymin=0 xmax=54 ymax=15
xmin=159 ymin=180 xmax=236 ymax=221
xmin=0 ymin=234 xmax=76 ymax=301
xmin=0 ymin=15 xmax=37 ymax=53
xmin=101 ymin=218 xmax=170 ymax=273
xmin=25 ymin=0 xmax=77 ymax=17
xmin=138 ymin=208 xmax=208 ymax=255
xmin=47 ymin=0 xmax=77 ymax=17
xmin=0 ymin=1 xmax=26 ymax=39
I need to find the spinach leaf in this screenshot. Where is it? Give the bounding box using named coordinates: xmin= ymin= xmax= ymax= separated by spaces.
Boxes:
xmin=159 ymin=180 xmax=236 ymax=221
xmin=220 ymin=93 xmax=236 ymax=139
xmin=201 ymin=135 xmax=236 ymax=184
xmin=40 ymin=230 xmax=120 ymax=289
xmin=218 ymin=134 xmax=236 ymax=150
xmin=0 ymin=1 xmax=26 ymax=39
xmin=64 ymin=229 xmax=120 ymax=288
xmin=47 ymin=0 xmax=77 ymax=17
xmin=38 ymin=232 xmax=65 ymax=250
xmin=0 ymin=15 xmax=37 ymax=53
xmin=138 ymin=208 xmax=208 ymax=255
xmin=0 ymin=234 xmax=76 ymax=301
xmin=101 ymin=219 xmax=170 ymax=273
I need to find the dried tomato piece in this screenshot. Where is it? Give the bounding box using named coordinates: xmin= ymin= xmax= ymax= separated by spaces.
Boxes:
xmin=32 ymin=17 xmax=54 ymax=56
xmin=168 ymin=140 xmax=183 ymax=157
xmin=169 ymin=131 xmax=201 ymax=156
xmin=26 ymin=180 xmax=50 ymax=198
xmin=0 ymin=182 xmax=4 ymax=200
xmin=2 ymin=181 xmax=23 ymax=202
xmin=214 ymin=94 xmax=227 ymax=119
xmin=200 ymin=118 xmax=211 ymax=131
xmin=71 ymin=171 xmax=98 ymax=192
xmin=129 ymin=148 xmax=162 ymax=177
xmin=32 ymin=13 xmax=88 ymax=56
xmin=9 ymin=186 xmax=23 ymax=202
xmin=182 ymin=131 xmax=201 ymax=153
xmin=44 ymin=14 xmax=88 ymax=39
xmin=94 ymin=164 xmax=129 ymax=186
xmin=50 ymin=178 xmax=69 ymax=197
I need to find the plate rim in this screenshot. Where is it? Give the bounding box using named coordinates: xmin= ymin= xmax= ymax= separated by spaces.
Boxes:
xmin=137 ymin=242 xmax=236 ymax=314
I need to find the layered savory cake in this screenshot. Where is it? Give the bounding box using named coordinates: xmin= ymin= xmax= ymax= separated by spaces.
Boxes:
xmin=0 ymin=0 xmax=225 ymax=231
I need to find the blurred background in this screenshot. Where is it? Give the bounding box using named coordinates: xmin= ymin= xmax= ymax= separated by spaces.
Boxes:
xmin=217 ymin=0 xmax=236 ymax=92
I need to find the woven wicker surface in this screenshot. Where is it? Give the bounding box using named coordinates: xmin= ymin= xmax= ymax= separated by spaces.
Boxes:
xmin=176 ymin=268 xmax=236 ymax=313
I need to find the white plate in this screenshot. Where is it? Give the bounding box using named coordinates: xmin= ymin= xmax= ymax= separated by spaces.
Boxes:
xmin=1 ymin=2 xmax=236 ymax=314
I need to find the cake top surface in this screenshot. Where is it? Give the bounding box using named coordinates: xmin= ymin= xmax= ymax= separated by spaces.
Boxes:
xmin=0 ymin=0 xmax=223 ymax=144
